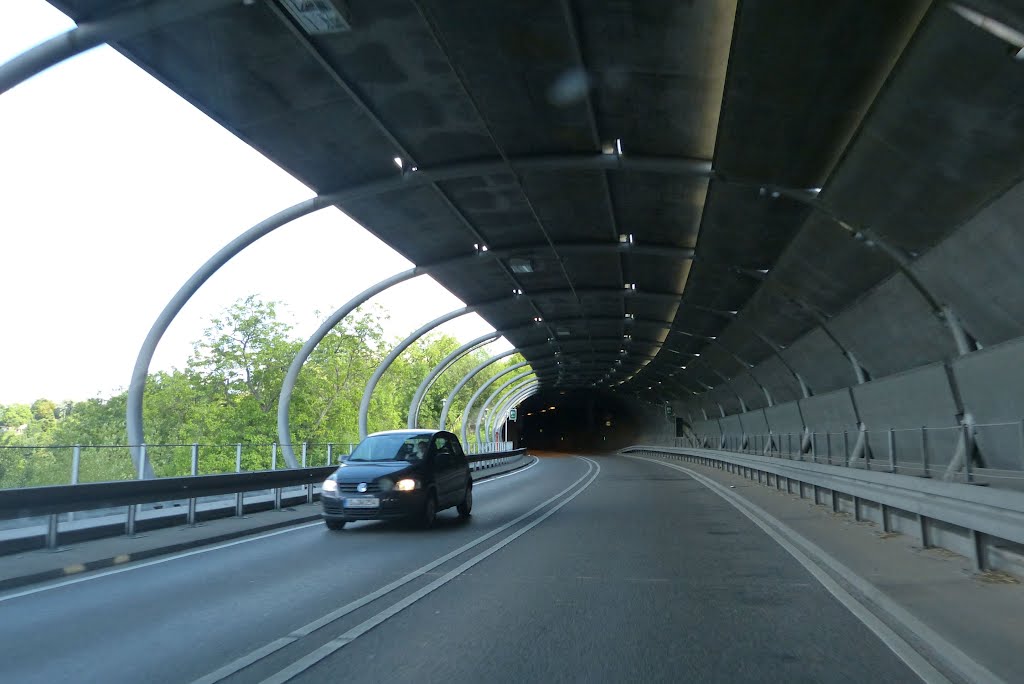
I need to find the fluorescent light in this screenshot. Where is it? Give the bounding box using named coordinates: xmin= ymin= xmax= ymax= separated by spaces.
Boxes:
xmin=950 ymin=4 xmax=1024 ymax=56
xmin=509 ymin=257 xmax=534 ymax=273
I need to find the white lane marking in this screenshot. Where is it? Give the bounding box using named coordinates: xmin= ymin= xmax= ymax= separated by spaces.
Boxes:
xmin=190 ymin=457 xmax=596 ymax=684
xmin=474 ymin=455 xmax=539 ymax=484
xmin=258 ymin=457 xmax=602 ymax=684
xmin=0 ymin=522 xmax=323 ymax=604
xmin=627 ymin=455 xmax=959 ymax=684
xmin=0 ymin=455 xmax=540 ymax=604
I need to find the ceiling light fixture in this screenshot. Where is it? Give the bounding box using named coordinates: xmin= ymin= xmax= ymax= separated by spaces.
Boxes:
xmin=280 ymin=0 xmax=352 ymax=34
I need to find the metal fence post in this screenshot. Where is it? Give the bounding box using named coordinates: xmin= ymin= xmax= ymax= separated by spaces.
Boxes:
xmin=126 ymin=444 xmax=146 ymax=536
xmin=327 ymin=443 xmax=333 ymax=466
xmin=187 ymin=443 xmax=199 ymax=525
xmin=825 ymin=432 xmax=832 ymax=465
xmin=887 ymin=428 xmax=896 ymax=473
xmin=235 ymin=443 xmax=244 ymax=517
xmin=962 ymin=423 xmax=974 ymax=484
xmin=68 ymin=444 xmax=82 ymax=523
xmin=272 ymin=442 xmax=281 ymax=510
xmin=811 ymin=432 xmax=818 ymax=463
xmin=842 ymin=430 xmax=849 ymax=467
xmin=303 ymin=442 xmax=312 ymax=504
xmin=920 ymin=427 xmax=931 ymax=478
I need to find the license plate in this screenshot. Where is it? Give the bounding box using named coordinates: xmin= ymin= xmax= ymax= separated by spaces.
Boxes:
xmin=344 ymin=497 xmax=379 ymax=508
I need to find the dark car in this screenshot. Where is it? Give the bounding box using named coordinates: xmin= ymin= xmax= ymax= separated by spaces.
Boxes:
xmin=320 ymin=429 xmax=472 ymax=530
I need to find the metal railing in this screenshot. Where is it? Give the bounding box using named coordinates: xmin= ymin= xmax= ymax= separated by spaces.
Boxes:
xmin=0 ymin=445 xmax=528 ymax=551
xmin=678 ymin=421 xmax=1024 ymax=489
xmin=0 ymin=442 xmax=357 ymax=490
xmin=468 ymin=440 xmax=513 ymax=455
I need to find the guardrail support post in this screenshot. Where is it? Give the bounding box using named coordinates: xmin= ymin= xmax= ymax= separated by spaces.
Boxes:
xmin=971 ymin=530 xmax=985 ymax=571
xmin=853 ymin=496 xmax=861 ymax=521
xmin=272 ymin=443 xmax=281 ymax=511
xmin=187 ymin=443 xmax=199 ymax=526
xmin=1019 ymin=419 xmax=1024 ymax=470
xmin=882 ymin=504 xmax=891 ymax=533
xmin=919 ymin=514 xmax=931 ymax=548
xmin=831 ymin=489 xmax=839 ymax=513
xmin=235 ymin=443 xmax=244 ymax=517
xmin=46 ymin=513 xmax=59 ymax=550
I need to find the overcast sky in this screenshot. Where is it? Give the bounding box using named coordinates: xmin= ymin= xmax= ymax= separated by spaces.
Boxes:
xmin=0 ymin=1 xmax=507 ymax=406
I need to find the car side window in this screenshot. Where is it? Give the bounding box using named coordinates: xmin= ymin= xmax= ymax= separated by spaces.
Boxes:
xmin=451 ymin=438 xmax=467 ymax=465
xmin=434 ymin=436 xmax=453 ymax=469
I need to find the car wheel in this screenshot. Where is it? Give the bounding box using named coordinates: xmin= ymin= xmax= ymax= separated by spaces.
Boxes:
xmin=325 ymin=519 xmax=346 ymax=531
xmin=420 ymin=492 xmax=437 ymax=529
xmin=457 ymin=484 xmax=473 ymax=518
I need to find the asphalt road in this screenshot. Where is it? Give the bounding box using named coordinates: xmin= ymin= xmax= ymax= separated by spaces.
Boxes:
xmin=0 ymin=455 xmax=922 ymax=683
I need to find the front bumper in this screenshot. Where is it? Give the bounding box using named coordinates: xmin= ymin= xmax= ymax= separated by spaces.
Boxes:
xmin=321 ymin=490 xmax=426 ymax=521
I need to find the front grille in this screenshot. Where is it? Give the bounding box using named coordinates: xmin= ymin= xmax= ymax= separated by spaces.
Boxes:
xmin=338 ymin=482 xmax=382 ymax=494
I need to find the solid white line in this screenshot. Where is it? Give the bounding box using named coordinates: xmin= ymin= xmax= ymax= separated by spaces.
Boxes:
xmin=190 ymin=456 xmax=596 ymax=684
xmin=627 ymin=454 xmax=958 ymax=684
xmin=0 ymin=521 xmax=323 ymax=604
xmin=474 ymin=455 xmax=539 ymax=484
xmin=259 ymin=457 xmax=602 ymax=684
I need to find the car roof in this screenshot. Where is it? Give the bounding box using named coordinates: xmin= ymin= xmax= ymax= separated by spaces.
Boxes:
xmin=367 ymin=429 xmax=438 ymax=437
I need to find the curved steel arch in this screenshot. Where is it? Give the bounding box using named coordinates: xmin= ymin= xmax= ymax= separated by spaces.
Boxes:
xmin=492 ymin=384 xmax=540 ymax=443
xmin=358 ymin=307 xmax=469 ymax=439
xmin=439 ymin=350 xmax=519 ymax=430
xmin=487 ymin=383 xmax=540 ymax=444
xmin=474 ymin=372 xmax=537 ymax=446
xmin=459 ymin=363 xmax=532 ymax=448
xmin=486 ymin=378 xmax=539 ymax=441
xmin=0 ymin=0 xmax=236 ymax=95
xmin=408 ymin=332 xmax=499 ymax=429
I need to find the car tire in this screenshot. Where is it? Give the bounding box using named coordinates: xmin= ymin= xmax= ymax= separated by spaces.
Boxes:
xmin=420 ymin=491 xmax=437 ymax=529
xmin=457 ymin=483 xmax=473 ymax=519
xmin=325 ymin=519 xmax=346 ymax=531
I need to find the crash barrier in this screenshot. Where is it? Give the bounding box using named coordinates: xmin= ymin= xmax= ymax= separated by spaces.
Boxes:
xmin=0 ymin=448 xmax=528 ymax=554
xmin=673 ymin=422 xmax=1024 ymax=491
xmin=622 ymin=445 xmax=1024 ymax=577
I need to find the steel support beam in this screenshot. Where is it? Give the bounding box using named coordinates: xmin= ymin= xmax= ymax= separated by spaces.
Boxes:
xmin=358 ymin=307 xmax=469 ymax=439
xmin=488 ymin=379 xmax=540 ymax=440
xmin=408 ymin=332 xmax=500 ymax=428
xmin=277 ymin=269 xmax=419 ymax=467
xmin=439 ymin=350 xmax=519 ymax=430
xmin=459 ymin=363 xmax=532 ymax=448
xmin=0 ymin=0 xmax=236 ymax=95
xmin=475 ymin=372 xmax=537 ymax=446
xmin=493 ymin=384 xmax=540 ymax=443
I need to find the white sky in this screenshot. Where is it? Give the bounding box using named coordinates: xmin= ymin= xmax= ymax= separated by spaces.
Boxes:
xmin=0 ymin=1 xmax=508 ymax=406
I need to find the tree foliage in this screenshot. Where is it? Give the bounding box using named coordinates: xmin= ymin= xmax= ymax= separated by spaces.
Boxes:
xmin=0 ymin=296 xmax=528 ymax=487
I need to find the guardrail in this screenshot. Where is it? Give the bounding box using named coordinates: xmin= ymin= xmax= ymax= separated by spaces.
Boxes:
xmin=1 ymin=448 xmax=527 ymax=553
xmin=623 ymin=444 xmax=1024 ymax=575
xmin=674 ymin=423 xmax=1024 ymax=490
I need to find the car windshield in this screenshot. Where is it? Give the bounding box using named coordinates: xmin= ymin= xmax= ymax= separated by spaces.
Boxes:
xmin=346 ymin=433 xmax=433 ymax=462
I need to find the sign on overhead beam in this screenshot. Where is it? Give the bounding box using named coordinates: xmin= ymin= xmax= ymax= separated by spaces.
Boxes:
xmin=509 ymin=408 xmax=518 ymax=422
xmin=280 ymin=0 xmax=352 ymax=34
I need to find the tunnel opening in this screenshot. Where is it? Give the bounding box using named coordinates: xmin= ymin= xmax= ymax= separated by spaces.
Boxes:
xmin=509 ymin=389 xmax=664 ymax=453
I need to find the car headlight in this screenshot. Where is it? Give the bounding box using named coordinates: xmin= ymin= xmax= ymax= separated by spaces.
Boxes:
xmin=395 ymin=478 xmax=418 ymax=492
xmin=322 ymin=479 xmax=338 ymax=493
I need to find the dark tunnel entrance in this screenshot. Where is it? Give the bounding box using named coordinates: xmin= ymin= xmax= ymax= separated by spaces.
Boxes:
xmin=505 ymin=389 xmax=661 ymax=453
